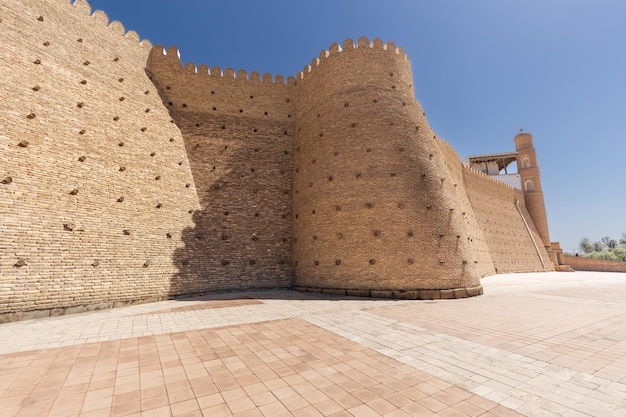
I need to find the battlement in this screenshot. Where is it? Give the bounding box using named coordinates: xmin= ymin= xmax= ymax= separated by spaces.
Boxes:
xmin=66 ymin=1 xmax=154 ymax=50
xmin=148 ymin=45 xmax=295 ymax=85
xmin=297 ymin=37 xmax=408 ymax=80
xmin=148 ymin=36 xmax=409 ymax=87
xmin=464 ymin=165 xmax=517 ymax=191
xmin=436 ymin=137 xmax=463 ymax=162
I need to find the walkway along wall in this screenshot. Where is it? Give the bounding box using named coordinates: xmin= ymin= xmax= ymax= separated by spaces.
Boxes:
xmin=1 ymin=0 xmax=557 ymax=322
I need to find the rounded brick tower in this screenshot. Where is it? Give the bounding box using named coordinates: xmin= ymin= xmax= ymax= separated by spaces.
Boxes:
xmin=514 ymin=132 xmax=550 ymax=247
xmin=291 ymin=38 xmax=483 ymax=299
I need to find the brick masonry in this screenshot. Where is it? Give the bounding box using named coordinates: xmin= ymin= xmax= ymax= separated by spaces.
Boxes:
xmin=146 ymin=46 xmax=295 ymax=294
xmin=563 ymin=255 xmax=626 ymax=273
xmin=1 ymin=0 xmax=558 ymax=322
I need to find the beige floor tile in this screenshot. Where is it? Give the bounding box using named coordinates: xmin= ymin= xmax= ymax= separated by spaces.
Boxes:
xmin=0 ymin=272 xmax=624 ymax=417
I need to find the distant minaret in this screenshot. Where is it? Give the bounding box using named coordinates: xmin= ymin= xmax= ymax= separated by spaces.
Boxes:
xmin=514 ymin=132 xmax=551 ymax=247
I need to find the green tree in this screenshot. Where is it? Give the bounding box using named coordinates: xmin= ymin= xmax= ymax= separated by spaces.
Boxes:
xmin=579 ymin=238 xmax=593 ymax=254
xmin=574 ymin=233 xmax=626 ymax=262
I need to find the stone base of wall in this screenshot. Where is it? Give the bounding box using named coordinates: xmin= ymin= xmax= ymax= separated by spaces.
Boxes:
xmin=0 ymin=287 xmax=296 ymax=324
xmin=0 ymin=296 xmax=170 ymax=324
xmin=555 ymin=265 xmax=575 ymax=272
xmin=293 ymin=285 xmax=484 ymax=300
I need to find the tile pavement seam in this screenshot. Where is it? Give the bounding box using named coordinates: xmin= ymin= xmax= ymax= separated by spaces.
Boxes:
xmin=0 ymin=296 xmax=411 ymax=354
xmin=511 ymin=292 xmax=626 ymax=310
xmin=303 ymin=308 xmax=626 ymax=417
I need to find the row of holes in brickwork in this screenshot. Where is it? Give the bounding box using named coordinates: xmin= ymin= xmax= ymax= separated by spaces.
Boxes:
xmin=186 ymin=232 xmax=288 ymax=242
xmin=176 ymin=259 xmax=288 ymax=267
xmin=184 ymin=121 xmax=291 ymax=136
xmin=294 ymin=171 xmax=400 ymax=180
xmin=26 ymin=101 xmax=156 ymax=118
xmin=215 ymin=259 xmax=288 ymax=267
xmin=200 ymin=166 xmax=290 ymax=177
xmin=68 ymin=200 xmax=189 ymax=211
xmin=293 ymin=231 xmax=460 ymax=240
xmin=297 ymin=126 xmax=422 ymax=138
xmin=27 ymin=108 xmax=155 ymax=127
xmin=11 ymin=143 xmax=189 ymax=187
xmin=167 ymin=86 xmax=292 ymax=103
xmin=292 ymin=259 xmax=476 ymax=267
xmin=294 ymin=143 xmax=420 ymax=156
xmin=6 ymin=174 xmax=192 ymax=206
xmin=60 ymin=227 xmax=291 ymax=239
xmin=293 ymin=204 xmax=454 ymax=218
xmin=16 ymin=257 xmax=299 ymax=269
xmin=293 ymin=176 xmax=456 ymax=195
xmin=302 ymin=99 xmax=419 ymax=121
xmin=191 ymin=125 xmax=293 ymax=138
xmin=209 ymin=184 xmax=290 ymax=195
xmin=171 ymin=101 xmax=290 ymax=117
xmin=220 ymin=212 xmax=291 ymax=219
xmin=165 ymin=86 xmax=292 ymax=104
xmin=33 ymin=55 xmax=126 ymax=74
xmin=195 ymin=233 xmax=290 ymax=242
xmin=293 ymin=143 xmax=421 ymax=157
xmin=13 ymin=258 xmax=155 ymax=268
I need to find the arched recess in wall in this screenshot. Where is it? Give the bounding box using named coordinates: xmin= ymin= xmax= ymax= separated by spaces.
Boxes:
xmin=524 ymin=179 xmax=535 ymax=191
xmin=522 ymin=157 xmax=530 ymax=169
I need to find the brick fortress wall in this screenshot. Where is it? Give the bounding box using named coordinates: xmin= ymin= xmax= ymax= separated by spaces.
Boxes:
xmin=463 ymin=169 xmax=553 ymax=273
xmin=1 ymin=0 xmax=559 ymax=321
xmin=291 ymin=38 xmax=483 ymax=297
xmin=563 ymin=256 xmax=626 ymax=273
xmin=435 ymin=139 xmax=496 ymax=277
xmin=0 ymin=0 xmax=200 ymax=322
xmin=146 ymin=46 xmax=294 ymax=293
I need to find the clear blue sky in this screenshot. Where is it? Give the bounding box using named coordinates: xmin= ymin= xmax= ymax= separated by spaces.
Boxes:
xmin=89 ymin=0 xmax=626 ymax=253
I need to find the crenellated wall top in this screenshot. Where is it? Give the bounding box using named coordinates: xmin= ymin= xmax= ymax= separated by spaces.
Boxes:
xmin=148 ymin=36 xmax=409 ymax=87
xmin=464 ymin=165 xmax=517 ymax=191
xmin=148 ymin=45 xmax=296 ymax=86
xmin=67 ymin=0 xmax=152 ymax=50
xmin=297 ymin=37 xmax=408 ymax=81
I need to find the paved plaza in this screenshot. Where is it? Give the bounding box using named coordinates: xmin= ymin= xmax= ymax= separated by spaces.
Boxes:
xmin=1 ymin=271 xmax=625 ymax=417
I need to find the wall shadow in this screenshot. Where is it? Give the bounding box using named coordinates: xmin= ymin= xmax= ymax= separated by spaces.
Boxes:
xmin=166 ymin=111 xmax=294 ymax=298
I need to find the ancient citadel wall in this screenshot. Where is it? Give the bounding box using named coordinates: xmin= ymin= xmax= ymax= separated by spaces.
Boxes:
xmin=291 ymin=38 xmax=483 ymax=298
xmin=463 ymin=168 xmax=554 ymax=273
xmin=0 ymin=0 xmax=200 ymax=322
xmin=146 ymin=47 xmax=295 ymax=292
xmin=435 ymin=139 xmax=496 ymax=277
xmin=1 ymin=0 xmax=560 ymax=321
